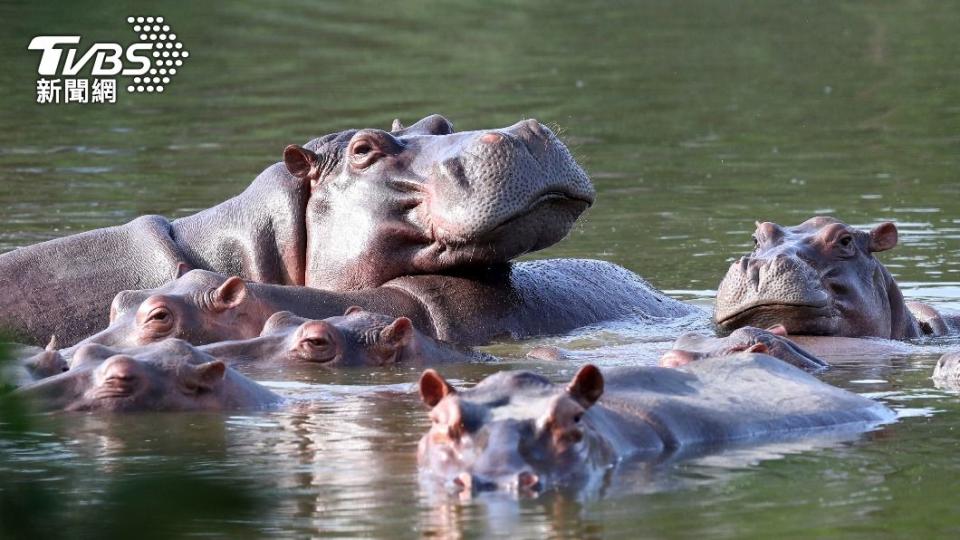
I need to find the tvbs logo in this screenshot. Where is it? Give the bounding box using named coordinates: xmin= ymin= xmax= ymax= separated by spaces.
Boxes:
xmin=28 ymin=16 xmax=189 ymax=104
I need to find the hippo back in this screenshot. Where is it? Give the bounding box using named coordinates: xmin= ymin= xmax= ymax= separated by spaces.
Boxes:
xmin=600 ymin=353 xmax=895 ymax=450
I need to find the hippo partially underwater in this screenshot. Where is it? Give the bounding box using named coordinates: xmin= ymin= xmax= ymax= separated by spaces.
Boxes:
xmin=714 ymin=217 xmax=959 ymax=340
xmin=0 ymin=114 xmax=695 ymax=347
xmin=416 ymin=356 xmax=895 ymax=493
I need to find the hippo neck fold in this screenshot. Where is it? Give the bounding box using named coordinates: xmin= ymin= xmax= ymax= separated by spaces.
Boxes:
xmin=879 ymin=264 xmax=922 ymax=339
xmin=171 ymin=163 xmax=309 ymax=286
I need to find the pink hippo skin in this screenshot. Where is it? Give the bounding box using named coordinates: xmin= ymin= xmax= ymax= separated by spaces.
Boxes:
xmin=0 ymin=115 xmax=601 ymax=347
xmin=200 ymin=309 xmax=488 ymax=368
xmin=16 ymin=339 xmax=281 ymax=413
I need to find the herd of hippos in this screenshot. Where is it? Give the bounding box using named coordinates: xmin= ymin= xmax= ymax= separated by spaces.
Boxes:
xmin=2 ymin=114 xmax=960 ymax=493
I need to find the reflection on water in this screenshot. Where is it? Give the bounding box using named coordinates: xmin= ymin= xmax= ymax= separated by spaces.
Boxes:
xmin=3 ymin=0 xmax=960 ymax=538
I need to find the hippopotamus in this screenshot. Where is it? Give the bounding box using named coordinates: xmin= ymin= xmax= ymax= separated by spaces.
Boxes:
xmin=15 ymin=339 xmax=281 ymax=412
xmin=0 ymin=115 xmax=600 ymax=346
xmin=53 ymin=262 xmax=695 ymax=359
xmin=933 ymin=351 xmax=960 ymax=389
xmin=714 ymin=217 xmax=959 ymax=339
xmin=3 ymin=338 xmax=69 ymax=386
xmin=416 ymin=355 xmax=894 ymax=493
xmin=658 ymin=325 xmax=828 ymax=371
xmin=199 ymin=309 xmax=485 ymax=368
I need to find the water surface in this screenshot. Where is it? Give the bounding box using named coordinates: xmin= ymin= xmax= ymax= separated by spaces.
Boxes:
xmin=2 ymin=1 xmax=960 ymax=537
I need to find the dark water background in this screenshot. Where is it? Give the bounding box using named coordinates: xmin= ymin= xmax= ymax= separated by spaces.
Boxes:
xmin=2 ymin=1 xmax=960 ymax=537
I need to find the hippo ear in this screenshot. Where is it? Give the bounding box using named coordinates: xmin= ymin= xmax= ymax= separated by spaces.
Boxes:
xmin=283 ymin=144 xmax=320 ymax=182
xmin=344 ymin=305 xmax=364 ymax=316
xmin=391 ymin=118 xmax=404 ymax=132
xmin=419 ymin=368 xmax=455 ymax=407
xmin=212 ymin=276 xmax=247 ymax=311
xmin=192 ymin=360 xmax=227 ymax=390
xmin=173 ymin=261 xmax=191 ymax=279
xmin=566 ymin=364 xmax=604 ymax=408
xmin=381 ymin=317 xmax=413 ymax=348
xmin=869 ymin=222 xmax=898 ymax=253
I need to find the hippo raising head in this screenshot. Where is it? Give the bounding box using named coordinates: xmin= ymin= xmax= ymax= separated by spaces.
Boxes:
xmin=714 ymin=217 xmax=919 ymax=339
xmin=286 ymin=114 xmax=595 ymax=289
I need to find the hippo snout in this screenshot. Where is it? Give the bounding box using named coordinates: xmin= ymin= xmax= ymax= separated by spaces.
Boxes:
xmin=715 ymin=254 xmax=835 ymax=334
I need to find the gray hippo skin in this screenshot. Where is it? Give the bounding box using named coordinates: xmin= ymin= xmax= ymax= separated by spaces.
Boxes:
xmin=0 ymin=114 xmax=596 ymax=346
xmin=15 ymin=339 xmax=281 ymax=412
xmin=714 ymin=217 xmax=960 ymax=339
xmin=933 ymin=351 xmax=960 ymax=389
xmin=200 ymin=309 xmax=486 ymax=368
xmin=54 ymin=262 xmax=694 ymax=361
xmin=659 ymin=325 xmax=828 ymax=372
xmin=417 ymin=355 xmax=894 ymax=493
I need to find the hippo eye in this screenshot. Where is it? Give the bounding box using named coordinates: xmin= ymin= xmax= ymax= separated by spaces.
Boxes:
xmin=838 ymin=235 xmax=853 ymax=247
xmin=573 ymin=413 xmax=583 ymax=423
xmin=143 ymin=307 xmax=173 ymax=331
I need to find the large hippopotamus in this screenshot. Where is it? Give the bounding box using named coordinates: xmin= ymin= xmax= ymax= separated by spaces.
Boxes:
xmin=416 ymin=355 xmax=894 ymax=493
xmin=0 ymin=114 xmax=694 ymax=347
xmin=714 ymin=217 xmax=959 ymax=339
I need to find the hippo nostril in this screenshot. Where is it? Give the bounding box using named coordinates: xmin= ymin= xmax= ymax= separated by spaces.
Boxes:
xmin=480 ymin=132 xmax=505 ymax=144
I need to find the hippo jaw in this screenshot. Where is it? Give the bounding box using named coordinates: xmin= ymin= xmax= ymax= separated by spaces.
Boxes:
xmin=291 ymin=115 xmax=595 ymax=290
xmin=714 ymin=217 xmax=912 ymax=339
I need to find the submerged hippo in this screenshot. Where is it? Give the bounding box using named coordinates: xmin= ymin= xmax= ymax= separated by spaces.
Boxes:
xmin=15 ymin=339 xmax=281 ymax=412
xmin=0 ymin=115 xmax=602 ymax=346
xmin=417 ymin=355 xmax=894 ymax=493
xmin=56 ymin=262 xmax=694 ymax=358
xmin=200 ymin=309 xmax=485 ymax=368
xmin=933 ymin=351 xmax=960 ymax=389
xmin=714 ymin=217 xmax=959 ymax=339
xmin=659 ymin=325 xmax=828 ymax=371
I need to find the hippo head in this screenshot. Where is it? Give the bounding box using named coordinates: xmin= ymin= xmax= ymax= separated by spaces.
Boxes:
xmin=659 ymin=326 xmax=828 ymax=372
xmin=713 ymin=217 xmax=917 ymax=339
xmin=933 ymin=352 xmax=960 ymax=389
xmin=67 ymin=270 xmax=268 ymax=364
xmin=258 ymin=308 xmax=415 ymax=367
xmin=285 ymin=114 xmax=595 ymax=289
xmin=417 ymin=365 xmax=614 ymax=494
xmin=19 ymin=340 xmax=239 ymax=413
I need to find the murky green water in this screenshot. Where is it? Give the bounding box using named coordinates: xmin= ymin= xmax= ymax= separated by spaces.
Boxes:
xmin=3 ymin=1 xmax=960 ymax=538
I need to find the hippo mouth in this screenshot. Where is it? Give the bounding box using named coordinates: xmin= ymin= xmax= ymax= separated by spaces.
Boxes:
xmin=715 ymin=302 xmax=838 ymax=334
xmin=411 ymin=191 xmax=592 ymax=271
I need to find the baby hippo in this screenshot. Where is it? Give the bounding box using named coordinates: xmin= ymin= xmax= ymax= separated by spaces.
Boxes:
xmin=15 ymin=339 xmax=281 ymax=413
xmin=659 ymin=325 xmax=828 ymax=372
xmin=58 ymin=270 xmax=271 ymax=367
xmin=203 ymin=308 xmax=485 ymax=367
xmin=933 ymin=351 xmax=960 ymax=389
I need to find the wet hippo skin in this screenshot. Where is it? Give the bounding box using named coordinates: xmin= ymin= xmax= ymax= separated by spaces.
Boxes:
xmin=0 ymin=114 xmax=602 ymax=346
xmin=714 ymin=216 xmax=960 ymax=339
xmin=15 ymin=339 xmax=281 ymax=413
xmin=416 ymin=354 xmax=895 ymax=493
xmin=200 ymin=309 xmax=488 ymax=368
xmin=52 ymin=260 xmax=697 ymax=361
